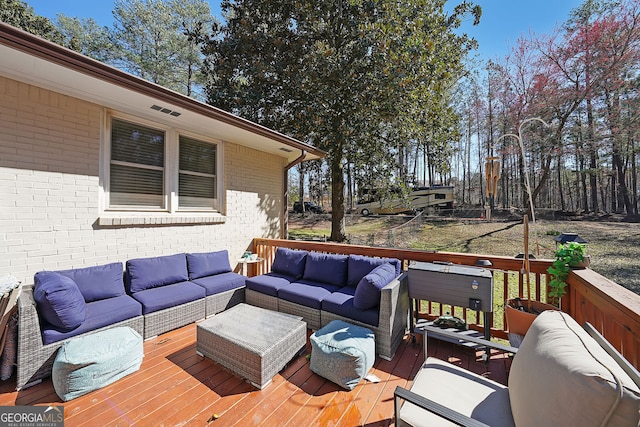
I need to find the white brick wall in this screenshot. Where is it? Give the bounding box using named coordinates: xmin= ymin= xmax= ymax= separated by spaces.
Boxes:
xmin=0 ymin=76 xmax=286 ymax=285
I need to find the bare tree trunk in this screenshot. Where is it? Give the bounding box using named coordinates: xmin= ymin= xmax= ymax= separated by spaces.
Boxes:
xmin=608 ymin=91 xmax=633 ymax=215
xmin=557 ymin=153 xmax=566 ymax=211
xmin=599 ymin=173 xmax=608 ymax=213
xmin=412 ymin=143 xmax=419 ymax=185
xmin=465 ymin=114 xmax=472 ymax=205
xmin=330 ymin=150 xmax=346 ymax=242
xmin=632 ymin=136 xmax=638 ymax=215
xmin=587 ymin=98 xmax=599 ymax=213
xmin=610 ymin=171 xmax=618 ymax=213
xmin=346 ymin=153 xmax=353 ymax=212
xmin=423 ymin=144 xmax=428 ymax=186
xmin=567 ymin=168 xmax=575 ymax=211
xmin=298 ymin=163 xmax=305 ymax=213
xmin=580 ymin=152 xmax=589 ymax=212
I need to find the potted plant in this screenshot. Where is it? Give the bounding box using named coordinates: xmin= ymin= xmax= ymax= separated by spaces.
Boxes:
xmin=547 ymin=242 xmax=588 ymax=305
xmin=505 ymin=297 xmax=559 ymax=337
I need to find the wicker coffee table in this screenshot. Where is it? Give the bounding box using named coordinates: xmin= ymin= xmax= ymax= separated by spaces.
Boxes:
xmin=196 ymin=303 xmax=307 ymax=389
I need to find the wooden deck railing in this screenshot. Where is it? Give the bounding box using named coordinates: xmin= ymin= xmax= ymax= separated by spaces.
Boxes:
xmin=251 ymin=238 xmax=640 ymax=369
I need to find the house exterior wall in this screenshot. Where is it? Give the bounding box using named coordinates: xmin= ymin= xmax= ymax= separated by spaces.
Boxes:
xmin=0 ymin=76 xmax=286 ymax=285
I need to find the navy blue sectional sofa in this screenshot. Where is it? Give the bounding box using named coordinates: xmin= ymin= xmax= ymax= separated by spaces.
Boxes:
xmin=245 ymin=248 xmax=409 ymax=360
xmin=17 ymin=250 xmax=245 ymax=390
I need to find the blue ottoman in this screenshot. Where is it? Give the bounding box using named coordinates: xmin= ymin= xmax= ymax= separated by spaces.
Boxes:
xmin=310 ymin=320 xmax=375 ymax=390
xmin=52 ymin=326 xmax=143 ymax=401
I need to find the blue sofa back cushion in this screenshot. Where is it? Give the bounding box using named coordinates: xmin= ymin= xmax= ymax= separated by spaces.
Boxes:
xmin=187 ymin=251 xmax=232 ymax=280
xmin=347 ymin=255 xmax=401 ymax=287
xmin=57 ymin=262 xmax=126 ymax=302
xmin=126 ymin=253 xmax=189 ymax=293
xmin=303 ymin=252 xmax=348 ymax=287
xmin=34 ymin=271 xmax=87 ymax=331
xmin=271 ymin=248 xmax=308 ymax=279
xmin=353 ymin=263 xmax=397 ymax=310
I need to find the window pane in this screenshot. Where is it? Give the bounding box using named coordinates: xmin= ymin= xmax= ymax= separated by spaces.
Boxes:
xmin=180 ymin=136 xmax=216 ymax=175
xmin=179 ymin=174 xmax=216 ymax=208
xmin=109 ymin=118 xmax=165 ymax=208
xmin=110 ymin=164 xmax=164 ymax=207
xmin=179 ymin=136 xmax=216 ymax=209
xmin=112 ymin=118 xmax=164 ymax=167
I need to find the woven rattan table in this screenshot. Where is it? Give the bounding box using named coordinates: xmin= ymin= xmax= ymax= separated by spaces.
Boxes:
xmin=196 ymin=303 xmax=307 ymax=389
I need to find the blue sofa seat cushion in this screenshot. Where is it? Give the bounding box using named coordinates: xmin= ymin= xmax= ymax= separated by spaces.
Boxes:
xmin=34 ymin=271 xmax=87 ymax=331
xmin=41 ymin=295 xmax=142 ymax=345
xmin=277 ymin=280 xmax=342 ymax=309
xmin=130 ymin=281 xmax=205 ymax=315
xmin=322 ymin=287 xmax=379 ymax=327
xmin=192 ymin=272 xmax=245 ymax=296
xmin=126 ymin=254 xmax=189 ymax=293
xmin=353 ymin=263 xmax=397 ymax=310
xmin=347 ymin=255 xmax=401 ymax=287
xmin=187 ymin=251 xmax=232 ymax=280
xmin=56 ymin=262 xmax=126 ymax=302
xmin=303 ymin=252 xmax=348 ymax=287
xmin=271 ymin=248 xmax=308 ymax=279
xmin=245 ymin=273 xmax=294 ymax=297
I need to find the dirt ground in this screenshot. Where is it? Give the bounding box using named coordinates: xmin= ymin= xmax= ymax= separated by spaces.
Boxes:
xmin=288 ymin=213 xmax=640 ymax=294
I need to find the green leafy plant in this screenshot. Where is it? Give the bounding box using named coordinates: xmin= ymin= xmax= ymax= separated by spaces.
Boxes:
xmin=547 ymin=242 xmax=587 ymax=305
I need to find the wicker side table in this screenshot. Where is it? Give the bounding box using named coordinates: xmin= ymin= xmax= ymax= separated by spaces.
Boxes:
xmin=196 ymin=303 xmax=306 ymax=389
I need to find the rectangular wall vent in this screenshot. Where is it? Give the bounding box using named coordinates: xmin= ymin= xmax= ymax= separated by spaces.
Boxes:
xmin=150 ymin=104 xmax=181 ymax=117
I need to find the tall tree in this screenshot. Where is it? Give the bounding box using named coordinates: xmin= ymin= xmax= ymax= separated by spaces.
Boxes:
xmin=110 ymin=0 xmax=214 ymax=99
xmin=204 ymin=0 xmax=480 ymax=241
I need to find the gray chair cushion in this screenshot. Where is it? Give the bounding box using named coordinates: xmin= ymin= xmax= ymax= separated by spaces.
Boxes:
xmin=400 ymin=357 xmax=514 ymax=427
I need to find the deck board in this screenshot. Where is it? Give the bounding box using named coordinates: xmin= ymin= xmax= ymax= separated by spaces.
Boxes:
xmin=0 ymin=323 xmax=512 ymax=426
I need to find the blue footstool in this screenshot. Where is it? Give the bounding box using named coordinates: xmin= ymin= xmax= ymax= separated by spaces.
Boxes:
xmin=310 ymin=320 xmax=375 ymax=390
xmin=52 ymin=326 xmax=143 ymax=401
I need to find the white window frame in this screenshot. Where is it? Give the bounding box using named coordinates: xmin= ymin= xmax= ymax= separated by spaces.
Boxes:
xmin=99 ymin=111 xmax=225 ymax=226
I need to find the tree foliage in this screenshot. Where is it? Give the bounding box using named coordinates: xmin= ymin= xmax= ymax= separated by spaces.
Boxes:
xmin=110 ymin=0 xmax=216 ymax=99
xmin=55 ymin=14 xmax=112 ymax=62
xmin=0 ymin=0 xmax=63 ymax=43
xmin=203 ymin=0 xmax=480 ymax=241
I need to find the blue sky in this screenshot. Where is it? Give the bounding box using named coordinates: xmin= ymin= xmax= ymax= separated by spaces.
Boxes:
xmin=25 ymin=0 xmax=583 ymax=61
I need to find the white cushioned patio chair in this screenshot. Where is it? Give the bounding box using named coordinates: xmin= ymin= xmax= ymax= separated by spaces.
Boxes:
xmin=394 ymin=311 xmax=640 ymax=427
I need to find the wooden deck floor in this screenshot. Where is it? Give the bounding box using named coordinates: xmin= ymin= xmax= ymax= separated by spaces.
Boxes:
xmin=0 ymin=324 xmax=513 ymax=426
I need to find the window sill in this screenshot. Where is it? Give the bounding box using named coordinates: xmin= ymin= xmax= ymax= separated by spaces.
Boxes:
xmin=98 ymin=212 xmax=227 ymax=227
